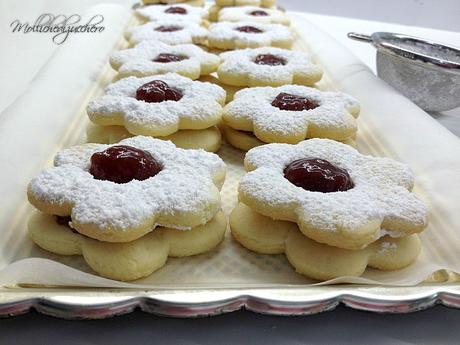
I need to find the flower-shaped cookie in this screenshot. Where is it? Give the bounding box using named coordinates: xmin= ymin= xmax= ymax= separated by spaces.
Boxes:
xmin=27 ymin=136 xmax=226 ymax=243
xmin=238 ymin=139 xmax=428 ymax=250
xmin=217 ymin=47 xmax=323 ymax=87
xmin=29 ymin=210 xmax=227 ymax=281
xmin=223 ymin=85 xmax=358 ymax=143
xmin=110 ymin=41 xmax=220 ymax=79
xmin=216 ymin=0 xmax=275 ymax=7
xmin=143 ymin=0 xmax=205 ymax=6
xmin=136 ymin=4 xmax=208 ymax=23
xmin=208 ymin=21 xmax=293 ymax=50
xmin=87 ymin=73 xmax=226 ymax=137
xmin=125 ymin=20 xmax=208 ymax=46
xmin=218 ymin=6 xmax=290 ymax=26
xmin=230 ymin=203 xmax=422 ymax=280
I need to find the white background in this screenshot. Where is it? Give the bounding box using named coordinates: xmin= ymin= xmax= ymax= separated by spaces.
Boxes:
xmin=0 ymin=1 xmax=460 ymax=344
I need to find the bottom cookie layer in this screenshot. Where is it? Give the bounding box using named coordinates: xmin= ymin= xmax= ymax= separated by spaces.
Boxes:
xmin=230 ymin=203 xmax=421 ymax=281
xmin=28 ymin=210 xmax=227 ymax=281
xmin=86 ymin=124 xmax=222 ymax=152
xmin=221 ymin=123 xmax=356 ymax=151
xmin=199 ymin=75 xmax=244 ymax=103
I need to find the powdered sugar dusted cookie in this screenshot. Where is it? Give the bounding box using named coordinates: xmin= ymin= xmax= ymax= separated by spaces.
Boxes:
xmin=230 ymin=203 xmax=421 ymax=280
xmin=110 ymin=41 xmax=220 ymax=79
xmin=126 ymin=20 xmax=208 ymax=46
xmin=217 ymin=47 xmax=322 ymax=87
xmin=208 ymin=21 xmax=292 ymax=50
xmin=29 ymin=210 xmax=226 ymax=281
xmin=216 ymin=0 xmax=275 ymax=7
xmin=87 ymin=73 xmax=226 ymax=137
xmin=218 ymin=6 xmax=290 ymax=26
xmin=223 ymin=85 xmax=358 ymax=143
xmin=136 ymin=4 xmax=208 ymax=23
xmin=239 ymin=139 xmax=428 ymax=250
xmin=87 ymin=124 xmax=222 ymax=153
xmin=27 ymin=136 xmax=226 ymax=243
xmin=143 ymin=0 xmax=205 ymax=6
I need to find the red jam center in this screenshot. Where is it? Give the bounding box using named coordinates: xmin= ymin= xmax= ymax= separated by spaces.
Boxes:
xmin=55 ymin=215 xmax=72 ymax=226
xmin=90 ymin=145 xmax=162 ymax=184
xmin=136 ymin=80 xmax=183 ymax=103
xmin=235 ymin=26 xmax=263 ymax=33
xmin=254 ymin=54 xmax=286 ymax=66
xmin=271 ymin=92 xmax=318 ymax=111
xmin=284 ymin=158 xmax=354 ymax=193
xmin=249 ymin=10 xmax=269 ymax=16
xmin=153 ymin=53 xmax=187 ymax=63
xmin=155 ymin=25 xmax=183 ymax=32
xmin=165 ymin=6 xmax=187 ymax=14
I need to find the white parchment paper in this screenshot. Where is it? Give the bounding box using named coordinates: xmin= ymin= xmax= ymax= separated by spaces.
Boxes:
xmin=0 ymin=9 xmax=459 ymax=288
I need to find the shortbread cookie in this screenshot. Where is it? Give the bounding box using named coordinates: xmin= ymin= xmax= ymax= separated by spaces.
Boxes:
xmin=208 ymin=5 xmax=221 ymax=22
xmin=110 ymin=41 xmax=220 ymax=79
xmin=216 ymin=0 xmax=275 ymax=7
xmin=29 ymin=210 xmax=226 ymax=281
xmin=208 ymin=21 xmax=293 ymax=50
xmin=198 ymin=75 xmax=243 ymax=103
xmin=142 ymin=0 xmax=205 ymax=7
xmin=87 ymin=74 xmax=226 ymax=137
xmin=27 ymin=136 xmax=226 ymax=243
xmin=218 ymin=6 xmax=290 ymax=26
xmin=223 ymin=85 xmax=358 ymax=143
xmin=87 ymin=124 xmax=222 ymax=153
xmin=239 ymin=139 xmax=428 ymax=250
xmin=136 ymin=4 xmax=208 ymax=23
xmin=230 ymin=203 xmax=421 ymax=280
xmin=217 ymin=47 xmax=322 ymax=87
xmin=126 ymin=20 xmax=208 ymax=46
xmin=221 ymin=123 xmax=356 ymax=151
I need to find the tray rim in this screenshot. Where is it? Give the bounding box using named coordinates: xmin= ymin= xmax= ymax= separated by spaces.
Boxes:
xmin=1 ymin=284 xmax=460 ymax=318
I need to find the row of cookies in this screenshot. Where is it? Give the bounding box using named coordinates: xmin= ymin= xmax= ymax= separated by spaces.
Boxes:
xmin=25 ymin=0 xmax=429 ymax=282
xmin=197 ymin=1 xmax=429 ymax=278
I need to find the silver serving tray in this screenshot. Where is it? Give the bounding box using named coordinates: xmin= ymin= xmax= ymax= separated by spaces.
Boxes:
xmin=1 ymin=284 xmax=460 ymax=319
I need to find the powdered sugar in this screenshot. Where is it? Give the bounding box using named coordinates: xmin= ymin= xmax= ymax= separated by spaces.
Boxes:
xmin=29 ymin=136 xmax=226 ymax=231
xmin=224 ymin=85 xmax=358 ymax=139
xmin=208 ymin=21 xmax=292 ymax=48
xmin=215 ymin=0 xmax=275 ymax=6
xmin=110 ymin=41 xmax=220 ymax=78
xmin=218 ymin=47 xmax=322 ymax=86
xmin=136 ymin=4 xmax=208 ymax=23
xmin=218 ymin=6 xmax=290 ymax=25
xmin=240 ymin=139 xmax=427 ymax=236
xmin=126 ymin=20 xmax=208 ymax=45
xmin=87 ymin=73 xmax=226 ymax=135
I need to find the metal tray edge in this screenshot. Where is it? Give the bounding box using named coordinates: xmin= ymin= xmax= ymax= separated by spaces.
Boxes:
xmin=1 ymin=285 xmax=459 ymax=319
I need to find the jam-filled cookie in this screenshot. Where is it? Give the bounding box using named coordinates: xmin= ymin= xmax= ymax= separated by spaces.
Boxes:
xmin=215 ymin=0 xmax=276 ymax=7
xmin=238 ymin=139 xmax=428 ymax=250
xmin=87 ymin=73 xmax=226 ymax=137
xmin=126 ymin=20 xmax=208 ymax=46
xmin=136 ymin=4 xmax=208 ymax=23
xmin=86 ymin=124 xmax=222 ymax=153
xmin=29 ymin=209 xmax=226 ymax=281
xmin=207 ymin=21 xmax=293 ymax=50
xmin=217 ymin=6 xmax=290 ymax=26
xmin=217 ymin=47 xmax=322 ymax=87
xmin=223 ymin=85 xmax=359 ymax=144
xmin=27 ymin=136 xmax=226 ymax=244
xmin=142 ymin=0 xmax=205 ymax=6
xmin=230 ymin=203 xmax=422 ymax=281
xmin=110 ymin=41 xmax=220 ymax=79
